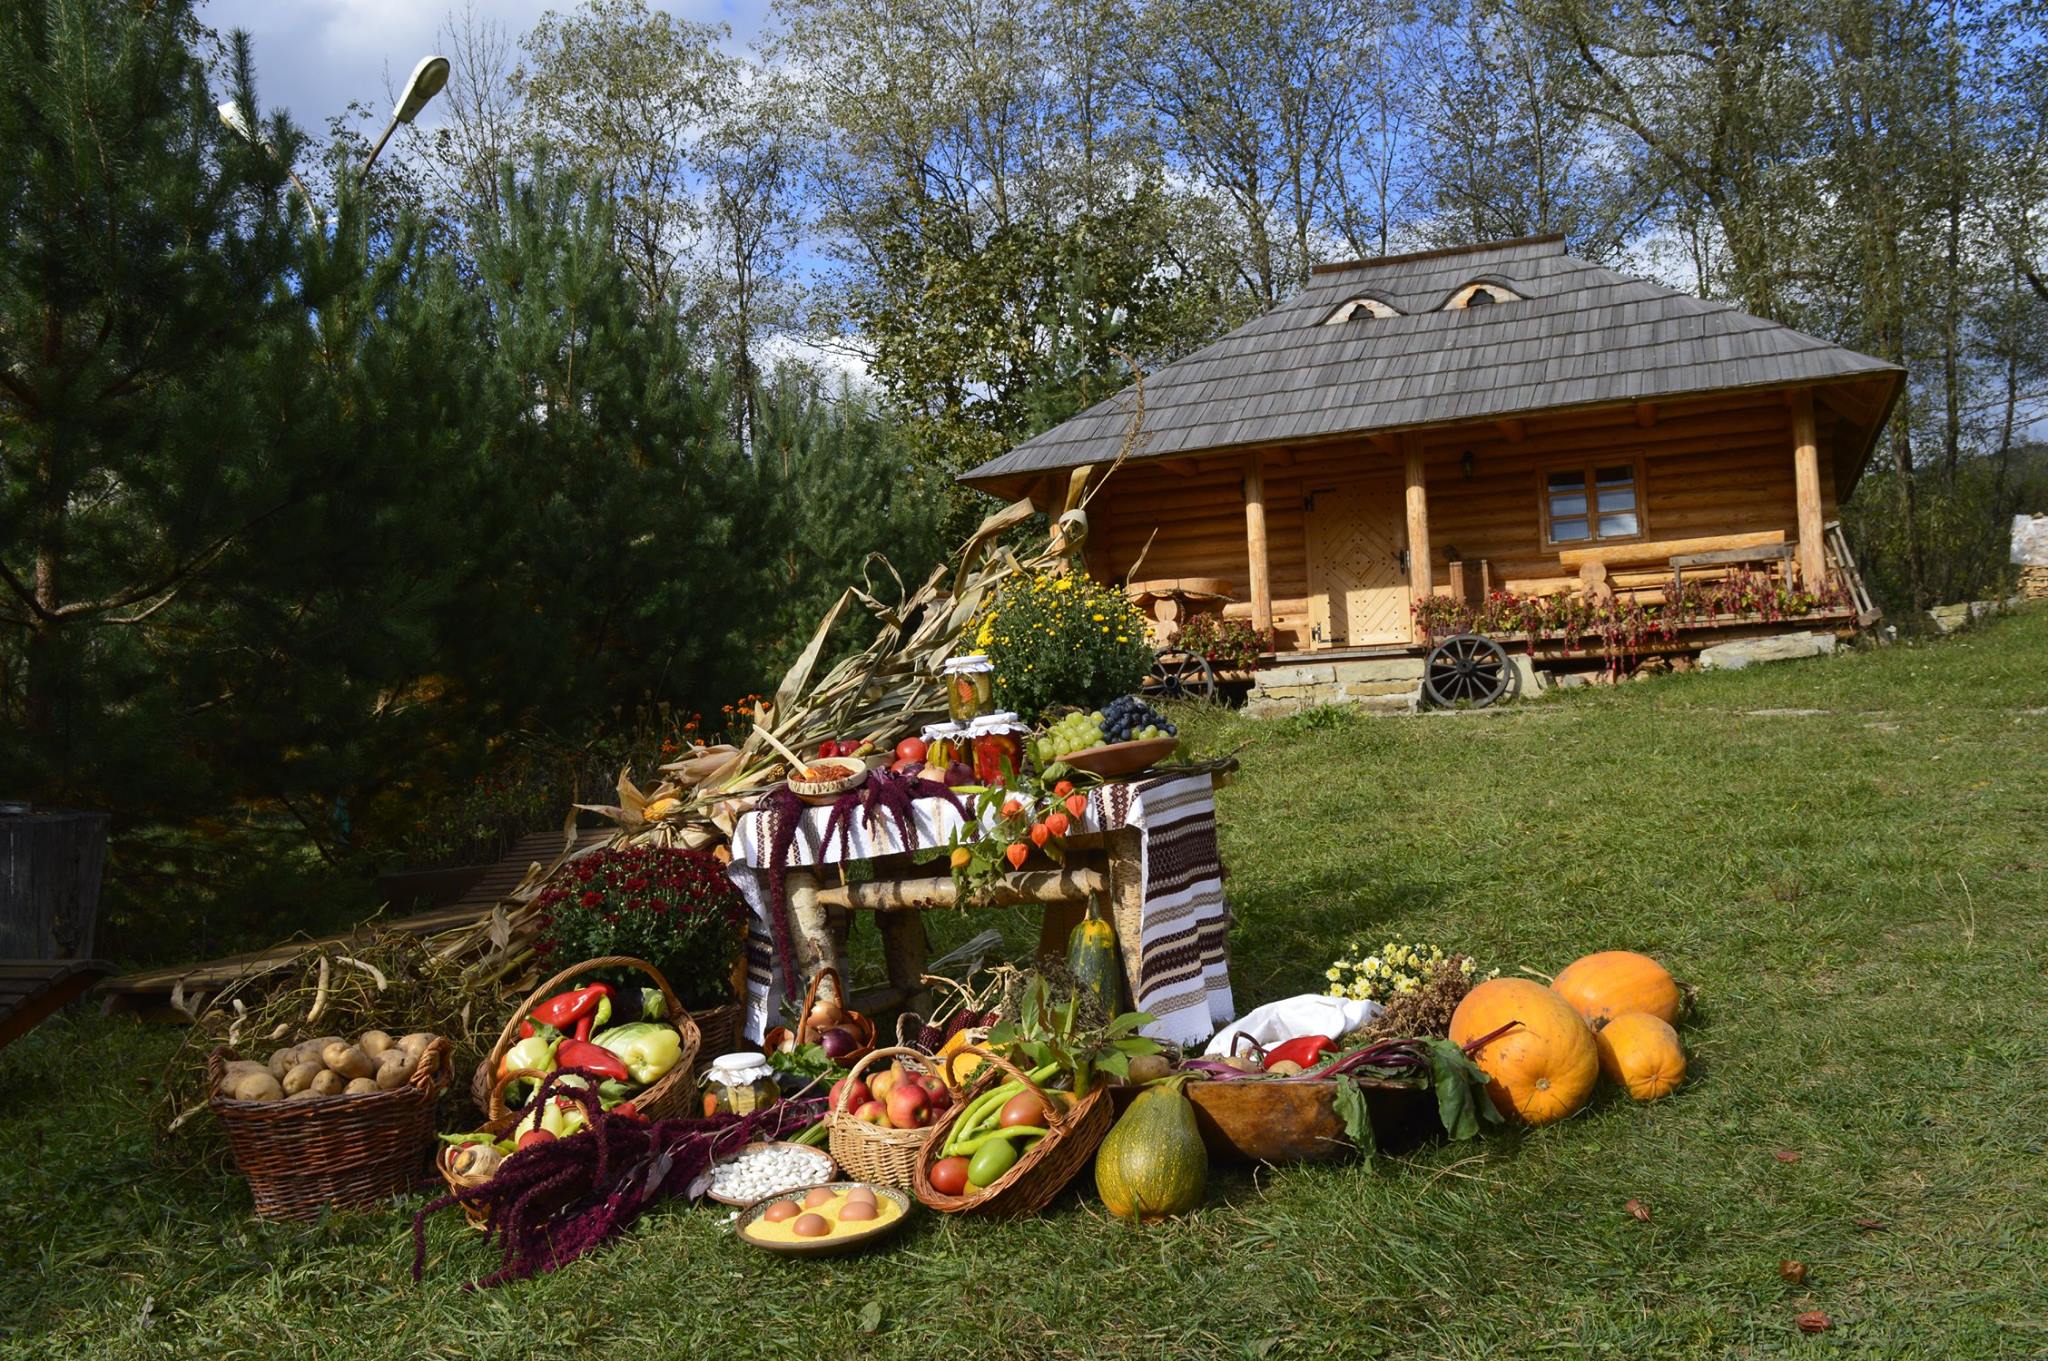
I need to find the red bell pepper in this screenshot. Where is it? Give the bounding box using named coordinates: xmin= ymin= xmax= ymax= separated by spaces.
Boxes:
xmin=521 ymin=983 xmax=612 ymax=1041
xmin=1263 ymin=1034 xmax=1337 ymax=1070
xmin=555 ymin=1037 xmax=631 ymax=1084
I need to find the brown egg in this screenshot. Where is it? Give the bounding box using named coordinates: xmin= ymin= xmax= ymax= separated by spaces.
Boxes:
xmin=843 ymin=1185 xmax=877 ymax=1205
xmin=792 ymin=1212 xmax=831 ymax=1237
xmin=803 ymin=1187 xmax=836 ymax=1209
xmin=762 ymin=1200 xmax=800 ymax=1223
xmin=839 ymin=1199 xmax=878 ymax=1222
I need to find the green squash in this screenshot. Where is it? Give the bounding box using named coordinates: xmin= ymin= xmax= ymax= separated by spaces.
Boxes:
xmin=1094 ymin=1075 xmax=1207 ymax=1223
xmin=1065 ymin=895 xmax=1122 ymax=1018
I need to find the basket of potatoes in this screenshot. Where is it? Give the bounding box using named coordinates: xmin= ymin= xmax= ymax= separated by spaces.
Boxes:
xmin=208 ymin=1030 xmax=454 ymax=1220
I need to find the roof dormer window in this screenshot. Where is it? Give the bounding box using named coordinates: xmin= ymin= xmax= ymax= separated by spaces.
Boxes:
xmin=1445 ymin=281 xmax=1522 ymax=310
xmin=1323 ymin=296 xmax=1401 ymax=324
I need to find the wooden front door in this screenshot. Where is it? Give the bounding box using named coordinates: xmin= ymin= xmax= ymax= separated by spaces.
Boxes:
xmin=1306 ymin=477 xmax=1410 ymax=647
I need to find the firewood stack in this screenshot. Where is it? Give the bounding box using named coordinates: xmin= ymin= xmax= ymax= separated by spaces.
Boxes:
xmin=2019 ymin=564 xmax=2048 ymax=601
xmin=2013 ymin=515 xmax=2048 ymax=600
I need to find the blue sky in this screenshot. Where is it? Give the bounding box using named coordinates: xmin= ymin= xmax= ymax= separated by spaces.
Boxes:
xmin=201 ymin=0 xmax=774 ymax=131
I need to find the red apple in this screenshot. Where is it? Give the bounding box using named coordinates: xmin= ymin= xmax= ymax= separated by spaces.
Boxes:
xmin=817 ymin=739 xmax=839 ymax=757
xmin=886 ymin=1084 xmax=932 ymax=1129
xmin=894 ymin=736 xmax=929 ymax=765
xmin=853 ymin=1099 xmax=890 ymax=1127
xmin=517 ymin=1128 xmax=557 ymax=1151
xmin=829 ymin=1075 xmax=871 ymax=1113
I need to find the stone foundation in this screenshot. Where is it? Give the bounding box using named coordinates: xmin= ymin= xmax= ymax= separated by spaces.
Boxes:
xmin=1245 ymin=656 xmax=1425 ymax=718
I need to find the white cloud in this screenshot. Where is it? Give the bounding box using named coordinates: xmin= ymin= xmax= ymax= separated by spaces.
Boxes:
xmin=201 ymin=0 xmax=771 ymax=128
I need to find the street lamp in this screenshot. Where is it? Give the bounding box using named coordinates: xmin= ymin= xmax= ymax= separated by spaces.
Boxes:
xmin=217 ymin=99 xmax=324 ymax=225
xmin=362 ymin=54 xmax=450 ymax=176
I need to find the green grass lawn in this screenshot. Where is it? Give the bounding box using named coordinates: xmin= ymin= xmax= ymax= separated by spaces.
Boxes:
xmin=5 ymin=610 xmax=2045 ymax=1359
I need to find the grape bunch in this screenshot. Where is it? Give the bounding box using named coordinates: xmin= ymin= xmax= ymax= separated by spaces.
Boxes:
xmin=1100 ymin=695 xmax=1176 ymax=743
xmin=1035 ymin=711 xmax=1107 ymax=765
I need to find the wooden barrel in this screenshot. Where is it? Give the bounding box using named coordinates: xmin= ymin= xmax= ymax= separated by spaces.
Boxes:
xmin=0 ymin=808 xmax=109 ymax=959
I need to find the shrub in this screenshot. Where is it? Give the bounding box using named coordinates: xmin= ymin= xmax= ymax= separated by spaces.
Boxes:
xmin=533 ymin=845 xmax=745 ymax=1009
xmin=968 ymin=570 xmax=1153 ymax=721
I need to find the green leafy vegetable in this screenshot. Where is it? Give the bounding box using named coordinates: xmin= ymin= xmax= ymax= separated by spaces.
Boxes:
xmin=1330 ymin=1076 xmax=1379 ymax=1158
xmin=1424 ymin=1037 xmax=1501 ymax=1141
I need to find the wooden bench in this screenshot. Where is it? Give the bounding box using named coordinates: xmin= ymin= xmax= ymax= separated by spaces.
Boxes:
xmin=1669 ymin=542 xmax=1795 ymax=596
xmin=0 ymin=958 xmax=112 ymax=1051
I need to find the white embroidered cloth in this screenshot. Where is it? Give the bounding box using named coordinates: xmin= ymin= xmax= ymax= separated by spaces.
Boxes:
xmin=726 ymin=772 xmax=1234 ymax=1046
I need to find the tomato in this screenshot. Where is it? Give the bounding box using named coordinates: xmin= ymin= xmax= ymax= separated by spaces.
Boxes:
xmin=929 ymin=1155 xmax=972 ymax=1196
xmin=894 ymin=736 xmax=928 ymax=764
xmin=998 ymin=1091 xmax=1051 ymax=1130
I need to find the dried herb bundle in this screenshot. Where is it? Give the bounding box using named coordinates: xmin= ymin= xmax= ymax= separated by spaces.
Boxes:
xmin=1356 ymin=957 xmax=1484 ymax=1042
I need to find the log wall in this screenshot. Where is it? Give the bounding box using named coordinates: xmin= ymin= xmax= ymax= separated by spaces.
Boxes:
xmin=1086 ymin=390 xmax=1845 ymax=653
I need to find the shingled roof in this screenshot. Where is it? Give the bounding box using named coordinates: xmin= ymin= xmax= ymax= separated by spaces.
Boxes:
xmin=960 ymin=235 xmax=1901 ymax=493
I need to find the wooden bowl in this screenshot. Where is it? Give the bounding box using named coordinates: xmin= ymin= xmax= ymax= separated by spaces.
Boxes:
xmin=1058 ymin=736 xmax=1179 ymax=779
xmin=735 ymin=1181 xmax=913 ymax=1256
xmin=1107 ymin=1077 xmax=1436 ymax=1163
xmin=704 ymin=1140 xmax=838 ymax=1207
xmin=786 ymin=759 xmax=867 ymax=804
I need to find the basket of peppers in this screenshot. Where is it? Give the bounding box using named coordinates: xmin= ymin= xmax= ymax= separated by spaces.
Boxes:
xmin=469 ymin=955 xmax=702 ymax=1121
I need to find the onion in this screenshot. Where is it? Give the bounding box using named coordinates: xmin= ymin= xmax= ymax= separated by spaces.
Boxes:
xmin=818 ymin=1026 xmax=858 ymax=1060
xmin=807 ymin=998 xmax=844 ymax=1030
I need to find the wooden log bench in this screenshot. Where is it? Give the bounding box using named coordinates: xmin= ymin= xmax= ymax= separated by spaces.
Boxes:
xmin=1669 ymin=542 xmax=1795 ymax=596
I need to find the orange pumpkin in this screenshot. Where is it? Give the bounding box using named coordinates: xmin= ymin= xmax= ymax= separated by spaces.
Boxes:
xmin=1552 ymin=951 xmax=1682 ymax=1026
xmin=1595 ymin=1012 xmax=1686 ymax=1101
xmin=1447 ymin=978 xmax=1599 ymax=1126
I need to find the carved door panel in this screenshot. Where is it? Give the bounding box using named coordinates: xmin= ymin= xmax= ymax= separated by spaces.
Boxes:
xmin=1305 ymin=478 xmax=1409 ymax=647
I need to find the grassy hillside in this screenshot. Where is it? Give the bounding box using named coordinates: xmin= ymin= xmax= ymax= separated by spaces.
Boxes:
xmin=4 ymin=609 xmax=2044 ymax=1359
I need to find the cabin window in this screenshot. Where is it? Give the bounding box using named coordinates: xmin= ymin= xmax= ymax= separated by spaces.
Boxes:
xmin=1543 ymin=462 xmax=1643 ymax=545
xmin=1323 ymin=296 xmax=1401 ymax=324
xmin=1445 ymin=281 xmax=1523 ymax=310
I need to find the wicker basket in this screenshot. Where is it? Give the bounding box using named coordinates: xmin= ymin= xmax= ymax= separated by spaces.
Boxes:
xmin=436 ymin=1067 xmax=552 ymax=1231
xmin=470 ymin=955 xmax=701 ymax=1120
xmin=209 ymin=1038 xmax=453 ymax=1221
xmin=826 ymin=1045 xmax=943 ymax=1189
xmin=911 ymin=1046 xmax=1113 ymax=1218
xmin=693 ymin=1000 xmax=743 ymax=1068
xmin=762 ymin=966 xmax=876 ymax=1069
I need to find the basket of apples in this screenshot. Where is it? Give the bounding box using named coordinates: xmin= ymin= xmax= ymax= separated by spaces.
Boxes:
xmin=826 ymin=1046 xmax=955 ymax=1189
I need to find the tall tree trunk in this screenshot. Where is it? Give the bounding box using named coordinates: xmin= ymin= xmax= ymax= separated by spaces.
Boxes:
xmin=1886 ymin=331 xmax=1927 ymax=612
xmin=1939 ymin=0 xmax=1964 ymax=481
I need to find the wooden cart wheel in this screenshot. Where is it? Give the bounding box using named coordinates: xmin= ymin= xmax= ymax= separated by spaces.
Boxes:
xmin=1422 ymin=634 xmax=1518 ymax=709
xmin=1144 ymin=647 xmax=1217 ymax=703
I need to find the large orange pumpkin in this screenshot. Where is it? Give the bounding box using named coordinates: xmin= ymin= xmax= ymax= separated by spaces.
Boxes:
xmin=1552 ymin=951 xmax=1682 ymax=1026
xmin=1447 ymin=979 xmax=1599 ymax=1126
xmin=1595 ymin=1012 xmax=1686 ymax=1101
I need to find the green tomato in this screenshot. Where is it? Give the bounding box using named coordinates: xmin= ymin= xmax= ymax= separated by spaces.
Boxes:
xmin=967 ymin=1134 xmax=1023 ymax=1187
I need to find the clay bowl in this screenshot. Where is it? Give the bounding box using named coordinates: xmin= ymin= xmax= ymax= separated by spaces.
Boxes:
xmin=735 ymin=1181 xmax=913 ymax=1257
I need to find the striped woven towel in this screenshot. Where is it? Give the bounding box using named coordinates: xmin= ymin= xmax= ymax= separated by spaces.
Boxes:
xmin=727 ymin=773 xmax=1234 ymax=1047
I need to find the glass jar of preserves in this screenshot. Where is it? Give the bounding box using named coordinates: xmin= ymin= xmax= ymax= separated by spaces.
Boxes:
xmin=701 ymin=1051 xmax=779 ymax=1118
xmin=966 ymin=712 xmax=1027 ymax=786
xmin=921 ymin=721 xmax=967 ymax=768
xmin=941 ymin=653 xmax=995 ymax=724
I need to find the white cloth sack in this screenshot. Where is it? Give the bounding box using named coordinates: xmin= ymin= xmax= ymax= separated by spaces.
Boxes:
xmin=1204 ymin=993 xmax=1382 ymax=1058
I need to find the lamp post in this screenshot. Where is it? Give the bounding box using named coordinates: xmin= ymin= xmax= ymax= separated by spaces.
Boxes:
xmin=361 ymin=54 xmax=451 ymax=176
xmin=216 ymin=100 xmax=324 ymax=225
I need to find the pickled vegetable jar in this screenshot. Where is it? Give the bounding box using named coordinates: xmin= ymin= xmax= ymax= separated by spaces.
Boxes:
xmin=966 ymin=712 xmax=1027 ymax=786
xmin=941 ymin=653 xmax=995 ymax=723
xmin=701 ymin=1052 xmax=779 ymax=1118
xmin=921 ymin=721 xmax=967 ymax=767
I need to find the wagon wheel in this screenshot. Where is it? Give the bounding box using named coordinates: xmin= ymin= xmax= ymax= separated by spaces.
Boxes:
xmin=1423 ymin=634 xmax=1518 ymax=709
xmin=1144 ymin=647 xmax=1217 ymax=702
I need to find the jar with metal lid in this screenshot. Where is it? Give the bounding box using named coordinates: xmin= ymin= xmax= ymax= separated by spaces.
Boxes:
xmin=701 ymin=1051 xmax=780 ymax=1118
xmin=941 ymin=653 xmax=995 ymax=724
xmin=921 ymin=720 xmax=968 ymax=768
xmin=965 ymin=712 xmax=1027 ymax=786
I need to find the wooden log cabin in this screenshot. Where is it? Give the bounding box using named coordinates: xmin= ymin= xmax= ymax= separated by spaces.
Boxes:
xmin=958 ymin=236 xmax=1902 ymax=672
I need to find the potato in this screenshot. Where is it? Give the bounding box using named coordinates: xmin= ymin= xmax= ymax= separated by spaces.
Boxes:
xmin=357 ymin=1029 xmax=395 ymax=1058
xmin=374 ymin=1049 xmax=417 ymax=1090
xmin=282 ymin=1059 xmax=325 ymax=1095
xmin=310 ymin=1068 xmax=347 ymax=1096
xmin=219 ymin=1059 xmax=267 ymax=1088
xmin=321 ymin=1042 xmax=375 ymax=1079
xmin=394 ymin=1031 xmax=437 ymax=1061
xmin=343 ymin=1077 xmax=380 ymax=1095
xmin=228 ymin=1071 xmax=284 ymax=1102
xmin=266 ymin=1047 xmax=299 ymax=1080
xmin=287 ymin=1087 xmax=325 ymax=1101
